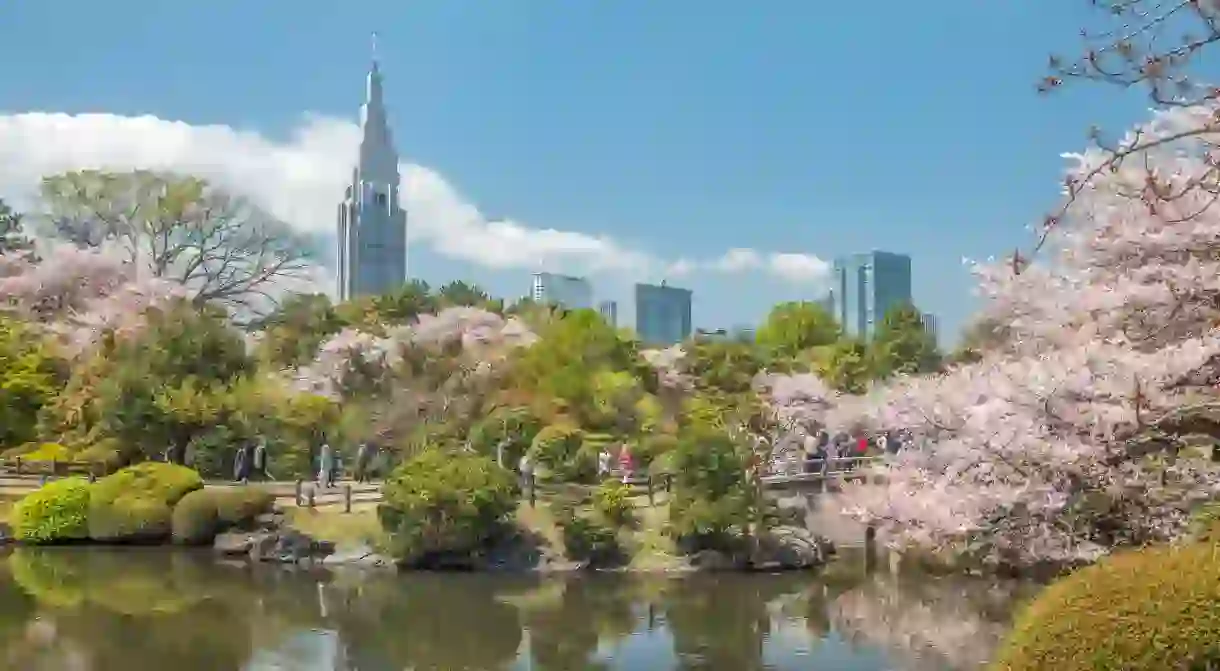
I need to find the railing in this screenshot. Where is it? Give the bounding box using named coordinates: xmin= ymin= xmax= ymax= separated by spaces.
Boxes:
xmin=0 ymin=457 xmax=111 ymax=478
xmin=760 ymin=455 xmax=885 ymax=484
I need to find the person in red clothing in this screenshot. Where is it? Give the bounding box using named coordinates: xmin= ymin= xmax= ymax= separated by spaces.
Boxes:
xmin=857 ymin=436 xmax=869 ymax=454
xmin=619 ymin=445 xmax=635 ymax=484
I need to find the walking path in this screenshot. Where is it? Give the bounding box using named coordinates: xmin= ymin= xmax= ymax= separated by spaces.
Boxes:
xmin=0 ymin=476 xmax=385 ymax=510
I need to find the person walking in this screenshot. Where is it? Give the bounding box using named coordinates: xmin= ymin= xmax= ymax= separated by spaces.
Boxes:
xmin=598 ymin=447 xmax=612 ymax=480
xmin=354 ymin=442 xmax=369 ymax=484
xmin=619 ymin=445 xmax=635 ymax=484
xmin=518 ymin=452 xmax=534 ymax=493
xmin=233 ymin=443 xmax=250 ymax=484
xmin=319 ymin=440 xmax=335 ymax=490
xmin=252 ymin=439 xmax=268 ymax=480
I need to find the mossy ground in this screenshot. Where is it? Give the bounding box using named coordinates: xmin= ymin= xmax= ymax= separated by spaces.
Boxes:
xmin=283 ymin=503 xmax=389 ymax=552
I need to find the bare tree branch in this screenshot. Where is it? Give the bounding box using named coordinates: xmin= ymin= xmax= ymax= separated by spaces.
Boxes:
xmin=38 ymin=170 xmax=319 ymax=317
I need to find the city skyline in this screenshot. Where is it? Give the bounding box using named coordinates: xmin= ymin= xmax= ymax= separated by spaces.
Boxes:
xmin=0 ymin=2 xmax=1124 ymax=346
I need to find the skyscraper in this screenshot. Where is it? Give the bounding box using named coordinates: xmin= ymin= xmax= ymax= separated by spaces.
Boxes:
xmin=336 ymin=52 xmax=408 ymax=302
xmin=530 ymin=272 xmax=593 ymax=309
xmin=598 ymin=300 xmax=618 ymax=326
xmin=635 ymin=281 xmax=693 ymax=345
xmin=921 ymin=312 xmax=939 ymax=343
xmin=830 ymin=251 xmax=913 ymax=339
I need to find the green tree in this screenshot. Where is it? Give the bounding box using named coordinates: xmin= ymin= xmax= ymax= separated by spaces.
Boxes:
xmin=0 ymin=198 xmax=37 ymax=260
xmin=818 ymin=338 xmax=871 ymax=394
xmin=755 ymin=301 xmax=841 ymax=360
xmin=684 ymin=340 xmax=764 ymax=395
xmin=0 ymin=316 xmax=64 ymax=449
xmin=869 ymin=304 xmax=942 ymax=378
xmin=436 ymin=280 xmax=492 ymax=309
xmin=254 ymin=293 xmax=346 ymax=367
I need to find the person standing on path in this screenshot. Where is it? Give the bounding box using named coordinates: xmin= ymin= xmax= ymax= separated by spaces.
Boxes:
xmin=518 ymin=452 xmax=534 ymax=493
xmin=598 ymin=447 xmax=612 ymax=480
xmin=354 ymin=443 xmax=369 ymax=484
xmin=233 ymin=443 xmax=250 ymax=484
xmin=252 ymin=439 xmax=267 ymax=480
xmin=319 ymin=441 xmax=335 ymax=490
xmin=619 ymin=445 xmax=635 ymax=484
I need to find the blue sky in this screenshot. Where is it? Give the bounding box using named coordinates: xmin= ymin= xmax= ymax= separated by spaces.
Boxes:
xmin=0 ymin=1 xmax=1155 ymax=344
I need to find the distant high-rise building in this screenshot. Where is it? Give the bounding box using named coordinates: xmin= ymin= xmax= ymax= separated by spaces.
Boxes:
xmin=635 ymin=282 xmax=693 ymax=345
xmin=921 ymin=312 xmax=939 ymax=343
xmin=530 ymin=272 xmax=593 ymax=310
xmin=598 ymin=300 xmax=618 ymax=326
xmin=816 ymin=293 xmax=835 ymax=315
xmin=337 ymin=52 xmax=407 ymax=302
xmin=830 ymin=251 xmax=913 ymax=339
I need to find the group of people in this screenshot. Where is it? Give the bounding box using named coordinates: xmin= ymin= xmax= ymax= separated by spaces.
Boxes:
xmin=513 ymin=444 xmax=638 ymax=490
xmin=798 ymin=429 xmax=907 ymax=474
xmin=231 ymin=439 xmax=270 ymax=483
xmin=313 ymin=440 xmax=381 ymax=488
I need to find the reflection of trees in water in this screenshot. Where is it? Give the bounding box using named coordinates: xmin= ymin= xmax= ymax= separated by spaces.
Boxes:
xmin=825 ymin=573 xmax=1033 ymax=671
xmin=327 ymin=572 xmax=524 ymax=671
xmin=6 ymin=549 xmax=266 ymax=671
xmin=511 ymin=575 xmax=640 ymax=670
xmin=663 ymin=574 xmax=810 ymax=671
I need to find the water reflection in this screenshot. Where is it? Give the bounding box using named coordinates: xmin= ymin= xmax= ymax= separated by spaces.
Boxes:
xmin=0 ymin=548 xmax=1032 ymax=670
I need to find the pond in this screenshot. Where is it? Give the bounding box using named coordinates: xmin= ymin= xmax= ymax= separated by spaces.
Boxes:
xmin=0 ymin=548 xmax=1035 ymax=670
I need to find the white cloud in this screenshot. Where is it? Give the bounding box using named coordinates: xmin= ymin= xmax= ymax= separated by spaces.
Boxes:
xmin=0 ymin=112 xmax=829 ymax=284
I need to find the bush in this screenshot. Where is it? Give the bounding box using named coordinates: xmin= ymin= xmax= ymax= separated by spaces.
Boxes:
xmin=18 ymin=443 xmax=69 ymax=463
xmin=89 ymin=462 xmax=204 ymax=542
xmin=170 ymin=490 xmax=220 ymax=545
xmin=529 ymin=423 xmax=587 ymax=481
xmin=592 ymin=481 xmax=634 ymax=526
xmin=171 ymin=487 xmax=274 ymax=545
xmin=554 ymin=504 xmax=622 ymax=566
xmin=1189 ymin=502 xmax=1220 ymax=544
xmin=636 ymin=434 xmax=679 ymax=473
xmin=991 ymin=543 xmax=1220 ymax=671
xmin=666 ymin=430 xmax=753 ymax=551
xmin=9 ymin=478 xmax=92 ymax=544
xmin=378 ymin=450 xmax=516 ymax=565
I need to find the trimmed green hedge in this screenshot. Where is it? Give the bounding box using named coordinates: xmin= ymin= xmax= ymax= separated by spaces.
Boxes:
xmin=88 ymin=462 xmax=203 ymax=542
xmin=992 ymin=543 xmax=1220 ymax=671
xmin=378 ymin=450 xmax=516 ymax=565
xmin=171 ymin=487 xmax=275 ymax=545
xmin=9 ymin=477 xmax=92 ymax=544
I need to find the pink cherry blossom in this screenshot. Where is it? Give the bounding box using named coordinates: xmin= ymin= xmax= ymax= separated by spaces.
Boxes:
xmin=820 ymin=103 xmax=1220 ymax=567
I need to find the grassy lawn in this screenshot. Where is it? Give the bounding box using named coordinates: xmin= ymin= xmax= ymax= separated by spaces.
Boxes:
xmin=283 ymin=503 xmax=389 ymax=551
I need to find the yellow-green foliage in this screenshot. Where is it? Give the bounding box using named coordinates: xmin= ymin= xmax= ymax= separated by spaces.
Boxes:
xmin=378 ymin=450 xmax=516 ymax=564
xmin=171 ymin=487 xmax=275 ymax=545
xmin=9 ymin=478 xmax=92 ymax=544
xmin=1189 ymin=502 xmax=1220 ymax=544
xmin=88 ymin=462 xmax=204 ymax=542
xmin=17 ymin=442 xmax=69 ymax=462
xmin=592 ymin=481 xmax=634 ymax=527
xmin=992 ymin=543 xmax=1220 ymax=671
xmin=171 ymin=490 xmax=219 ymax=545
xmin=530 ymin=423 xmax=587 ymax=480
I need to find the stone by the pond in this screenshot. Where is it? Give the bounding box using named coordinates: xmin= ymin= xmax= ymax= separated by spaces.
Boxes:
xmin=689 ymin=549 xmax=747 ymax=571
xmin=321 ymin=544 xmax=395 ymax=569
xmin=750 ymin=526 xmax=829 ymax=571
xmin=213 ymin=529 xmax=336 ymax=565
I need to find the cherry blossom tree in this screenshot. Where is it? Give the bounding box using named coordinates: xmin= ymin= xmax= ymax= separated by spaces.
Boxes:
xmin=0 ymin=243 xmax=183 ymax=355
xmin=821 ymin=107 xmax=1220 ymax=568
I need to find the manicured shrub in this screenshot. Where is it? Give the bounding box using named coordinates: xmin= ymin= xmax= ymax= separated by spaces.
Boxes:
xmin=378 ymin=450 xmax=516 ymax=565
xmin=991 ymin=543 xmax=1220 ymax=671
xmin=592 ymin=481 xmax=634 ymax=527
xmin=213 ymin=487 xmax=275 ymax=527
xmin=171 ymin=490 xmax=220 ymax=545
xmin=89 ymin=462 xmax=204 ymax=542
xmin=529 ymin=423 xmax=588 ymax=481
xmin=554 ymin=503 xmax=622 ymax=565
xmin=9 ymin=477 xmax=92 ymax=544
xmin=171 ymin=487 xmax=275 ymax=545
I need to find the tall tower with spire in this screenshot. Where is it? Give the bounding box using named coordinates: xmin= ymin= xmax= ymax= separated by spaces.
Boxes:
xmin=336 ymin=36 xmax=407 ymax=302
